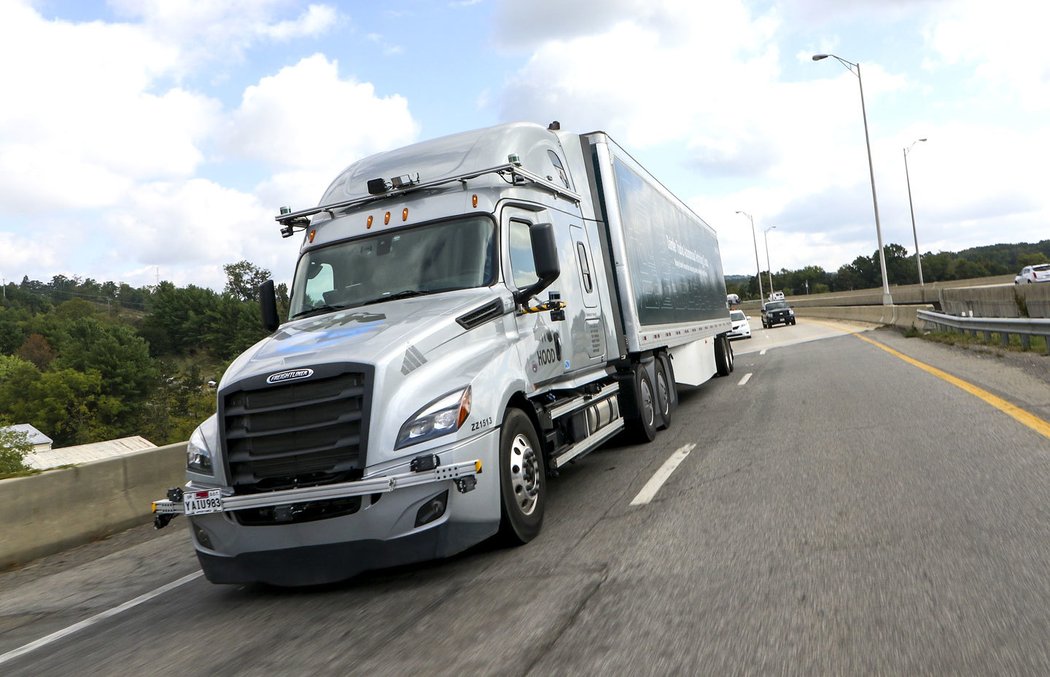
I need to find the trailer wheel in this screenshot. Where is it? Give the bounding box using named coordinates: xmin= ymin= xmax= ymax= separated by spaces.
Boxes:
xmin=715 ymin=334 xmax=734 ymax=376
xmin=654 ymin=353 xmax=673 ymax=430
xmin=624 ymin=363 xmax=658 ymax=443
xmin=497 ymin=409 xmax=546 ymax=545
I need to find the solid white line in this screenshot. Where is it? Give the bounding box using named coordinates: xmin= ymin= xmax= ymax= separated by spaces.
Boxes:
xmin=0 ymin=571 xmax=203 ymax=667
xmin=738 ymin=372 xmax=752 ymax=386
xmin=630 ymin=443 xmax=696 ymax=506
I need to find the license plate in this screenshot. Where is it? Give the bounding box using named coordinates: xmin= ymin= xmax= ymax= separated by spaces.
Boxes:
xmin=184 ymin=489 xmax=223 ymax=515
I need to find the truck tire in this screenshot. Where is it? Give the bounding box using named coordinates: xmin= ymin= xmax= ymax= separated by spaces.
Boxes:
xmin=623 ymin=363 xmax=658 ymax=443
xmin=497 ymin=409 xmax=546 ymax=545
xmin=654 ymin=353 xmax=674 ymax=430
xmin=715 ymin=334 xmax=734 ymax=376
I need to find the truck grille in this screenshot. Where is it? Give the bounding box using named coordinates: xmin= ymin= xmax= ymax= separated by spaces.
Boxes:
xmin=219 ymin=364 xmax=373 ymax=493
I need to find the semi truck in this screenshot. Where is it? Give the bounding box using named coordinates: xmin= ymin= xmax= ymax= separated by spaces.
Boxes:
xmin=153 ymin=121 xmax=734 ymax=586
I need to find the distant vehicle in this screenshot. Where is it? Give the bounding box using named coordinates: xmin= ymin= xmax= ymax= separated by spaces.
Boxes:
xmin=728 ymin=310 xmax=751 ymax=340
xmin=768 ymin=290 xmax=785 ymax=301
xmin=726 ymin=293 xmax=740 ymax=306
xmin=1015 ymin=264 xmax=1050 ymax=284
xmin=761 ymin=300 xmax=795 ymax=328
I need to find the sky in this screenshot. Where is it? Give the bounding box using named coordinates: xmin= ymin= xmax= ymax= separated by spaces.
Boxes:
xmin=1 ymin=0 xmax=1048 ymax=292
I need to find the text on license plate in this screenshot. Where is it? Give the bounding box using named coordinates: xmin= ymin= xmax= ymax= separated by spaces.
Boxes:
xmin=184 ymin=489 xmax=223 ymax=515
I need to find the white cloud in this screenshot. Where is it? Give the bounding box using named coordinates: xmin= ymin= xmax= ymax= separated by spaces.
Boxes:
xmin=224 ymin=54 xmax=420 ymax=175
xmin=106 ymin=0 xmax=341 ymax=73
xmin=101 ymin=178 xmax=298 ymax=289
xmin=0 ymin=2 xmax=219 ymax=213
xmin=493 ymin=0 xmax=1049 ymax=278
xmin=263 ymin=4 xmax=340 ymax=41
xmin=0 ymin=2 xmax=416 ymax=289
xmin=923 ymin=0 xmax=1050 ymax=111
xmin=0 ymin=232 xmax=60 ymax=282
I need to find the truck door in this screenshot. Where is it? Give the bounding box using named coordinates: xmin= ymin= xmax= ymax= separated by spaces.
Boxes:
xmin=569 ymin=224 xmax=607 ymax=362
xmin=505 ymin=208 xmax=567 ymax=386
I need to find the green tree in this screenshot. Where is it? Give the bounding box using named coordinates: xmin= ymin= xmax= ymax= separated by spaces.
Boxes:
xmin=883 ymin=243 xmax=917 ymax=286
xmin=1017 ymin=252 xmax=1049 ymax=266
xmin=203 ymin=294 xmax=266 ymax=360
xmin=140 ymin=282 xmax=222 ymax=356
xmin=833 ymin=262 xmax=864 ymax=291
xmin=224 ymin=260 xmax=272 ymax=303
xmin=52 ymin=317 xmax=158 ymax=434
xmin=0 ymin=365 xmax=121 ymax=446
xmin=141 ymin=362 xmax=216 ymax=445
xmin=0 ymin=424 xmax=32 ymax=475
xmin=0 ymin=306 xmax=29 ymax=354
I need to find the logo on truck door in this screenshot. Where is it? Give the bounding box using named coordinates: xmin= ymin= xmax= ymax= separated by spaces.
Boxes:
xmin=528 ymin=328 xmax=564 ymax=378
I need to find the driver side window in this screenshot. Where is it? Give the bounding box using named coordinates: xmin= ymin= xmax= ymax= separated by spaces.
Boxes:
xmin=508 ymin=219 xmax=538 ymax=289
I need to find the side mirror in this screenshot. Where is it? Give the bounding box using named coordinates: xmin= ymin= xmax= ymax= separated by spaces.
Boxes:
xmin=514 ymin=222 xmax=561 ymax=305
xmin=259 ymin=279 xmax=280 ymax=332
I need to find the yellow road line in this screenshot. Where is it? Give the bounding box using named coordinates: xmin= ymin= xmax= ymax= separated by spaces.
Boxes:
xmin=852 ymin=332 xmax=1050 ymax=440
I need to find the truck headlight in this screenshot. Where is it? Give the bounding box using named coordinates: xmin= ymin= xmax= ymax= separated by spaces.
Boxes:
xmin=396 ymin=386 xmax=472 ymax=450
xmin=187 ymin=415 xmax=218 ymax=474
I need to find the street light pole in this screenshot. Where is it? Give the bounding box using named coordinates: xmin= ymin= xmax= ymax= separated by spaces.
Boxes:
xmin=813 ymin=53 xmax=893 ymax=305
xmin=904 ymin=138 xmax=927 ymax=286
xmin=763 ymin=225 xmax=777 ymax=297
xmin=735 ymin=210 xmax=764 ymax=301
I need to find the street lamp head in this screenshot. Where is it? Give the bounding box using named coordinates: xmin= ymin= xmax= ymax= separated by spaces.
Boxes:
xmin=919 ymin=138 xmax=927 ymax=142
xmin=812 ymin=54 xmax=829 ymax=61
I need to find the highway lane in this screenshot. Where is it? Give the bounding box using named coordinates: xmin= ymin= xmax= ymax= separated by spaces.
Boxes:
xmin=2 ymin=321 xmax=1049 ymax=675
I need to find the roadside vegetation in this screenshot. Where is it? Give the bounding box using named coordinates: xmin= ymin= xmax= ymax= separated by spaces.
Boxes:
xmin=0 ymin=426 xmax=32 ymax=478
xmin=0 ymin=262 xmax=289 ymax=450
xmin=904 ymin=326 xmax=1049 ymax=356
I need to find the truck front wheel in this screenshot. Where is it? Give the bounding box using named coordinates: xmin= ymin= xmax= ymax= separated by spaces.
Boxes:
xmin=497 ymin=409 xmax=546 ymax=545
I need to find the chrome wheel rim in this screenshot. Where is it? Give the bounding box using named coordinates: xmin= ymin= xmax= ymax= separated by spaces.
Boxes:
xmin=509 ymin=433 xmax=540 ymax=515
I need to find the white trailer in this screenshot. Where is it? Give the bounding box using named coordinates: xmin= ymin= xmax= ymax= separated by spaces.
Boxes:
xmin=153 ymin=122 xmax=733 ymax=585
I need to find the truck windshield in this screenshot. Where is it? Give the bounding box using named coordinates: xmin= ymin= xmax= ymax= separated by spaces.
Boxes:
xmin=289 ymin=216 xmax=497 ymax=319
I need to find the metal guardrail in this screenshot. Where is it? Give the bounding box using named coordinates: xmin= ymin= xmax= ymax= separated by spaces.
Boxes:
xmin=917 ymin=309 xmax=1050 ymax=354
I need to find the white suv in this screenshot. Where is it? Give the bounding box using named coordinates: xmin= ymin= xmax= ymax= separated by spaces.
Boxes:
xmin=728 ymin=310 xmax=752 ymax=340
xmin=1015 ymin=264 xmax=1050 ymax=284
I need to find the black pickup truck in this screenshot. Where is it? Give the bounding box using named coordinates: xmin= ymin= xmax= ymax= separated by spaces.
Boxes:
xmin=761 ymin=300 xmax=796 ymax=328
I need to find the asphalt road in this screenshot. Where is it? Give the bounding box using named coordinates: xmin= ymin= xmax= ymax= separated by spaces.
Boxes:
xmin=3 ymin=320 xmax=1049 ymax=675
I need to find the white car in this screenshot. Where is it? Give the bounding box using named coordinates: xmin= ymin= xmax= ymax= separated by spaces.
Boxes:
xmin=728 ymin=310 xmax=752 ymax=340
xmin=1015 ymin=264 xmax=1050 ymax=284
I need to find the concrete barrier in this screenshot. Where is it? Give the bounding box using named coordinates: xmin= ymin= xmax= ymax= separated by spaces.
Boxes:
xmin=738 ymin=274 xmax=1017 ymax=313
xmin=0 ymin=442 xmax=186 ymax=569
xmin=793 ymin=304 xmax=933 ymax=330
xmin=939 ymin=283 xmax=1050 ymax=319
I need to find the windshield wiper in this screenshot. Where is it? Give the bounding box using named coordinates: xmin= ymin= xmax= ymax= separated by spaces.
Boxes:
xmin=291 ymin=304 xmax=349 ymax=320
xmin=362 ymin=289 xmax=428 ymax=306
